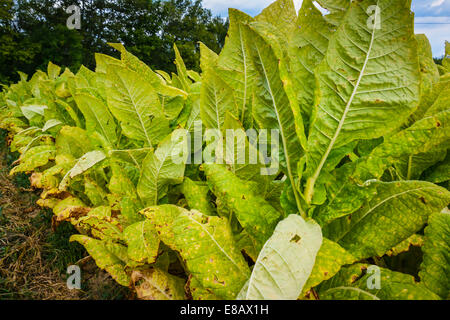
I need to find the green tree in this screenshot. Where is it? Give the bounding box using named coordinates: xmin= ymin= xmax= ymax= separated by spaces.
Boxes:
xmin=0 ymin=0 xmax=228 ymax=84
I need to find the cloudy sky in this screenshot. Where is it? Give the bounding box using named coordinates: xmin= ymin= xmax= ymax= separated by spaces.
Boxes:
xmin=202 ymin=0 xmax=450 ymax=57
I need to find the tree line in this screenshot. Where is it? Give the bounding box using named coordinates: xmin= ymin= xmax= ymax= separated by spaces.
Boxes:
xmin=0 ymin=0 xmax=229 ymax=84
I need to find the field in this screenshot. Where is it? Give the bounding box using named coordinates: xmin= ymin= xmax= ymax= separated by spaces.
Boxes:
xmin=0 ymin=0 xmax=449 ymax=300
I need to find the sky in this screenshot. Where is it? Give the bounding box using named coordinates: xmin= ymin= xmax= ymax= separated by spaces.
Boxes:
xmin=202 ymin=0 xmax=450 ymax=57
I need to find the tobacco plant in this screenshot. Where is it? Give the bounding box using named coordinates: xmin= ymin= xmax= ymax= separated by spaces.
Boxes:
xmin=0 ymin=0 xmax=449 ymax=300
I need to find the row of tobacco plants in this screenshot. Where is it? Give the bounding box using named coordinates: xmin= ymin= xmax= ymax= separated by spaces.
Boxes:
xmin=0 ymin=0 xmax=449 ymax=300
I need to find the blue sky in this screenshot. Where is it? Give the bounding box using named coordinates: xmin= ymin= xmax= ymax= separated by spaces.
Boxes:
xmin=202 ymin=0 xmax=450 ymax=57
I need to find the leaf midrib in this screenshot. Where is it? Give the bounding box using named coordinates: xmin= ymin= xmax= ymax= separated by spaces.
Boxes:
xmin=238 ymin=22 xmax=248 ymax=123
xmin=254 ymin=43 xmax=299 ymax=212
xmin=79 ymin=94 xmax=113 ymax=146
xmin=336 ymin=185 xmax=438 ymax=242
xmin=186 ymin=214 xmax=245 ymax=273
xmin=115 ymin=69 xmax=153 ymax=146
xmin=309 ymin=8 xmax=378 ymax=189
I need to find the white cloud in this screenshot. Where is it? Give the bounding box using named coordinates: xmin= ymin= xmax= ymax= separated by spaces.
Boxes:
xmin=431 ymin=0 xmax=445 ymax=8
xmin=413 ymin=0 xmax=450 ymax=16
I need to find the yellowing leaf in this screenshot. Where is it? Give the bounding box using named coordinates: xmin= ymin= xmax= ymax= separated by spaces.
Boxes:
xmin=181 ymin=178 xmax=216 ymax=216
xmin=419 ymin=211 xmax=450 ymax=299
xmin=131 ymin=269 xmax=186 ymax=300
xmin=200 ymin=43 xmax=237 ymax=130
xmin=124 ymin=220 xmax=160 ymax=264
xmin=319 ymin=264 xmax=441 ymax=300
xmin=10 ymin=145 xmax=56 ymax=175
xmin=204 ymin=164 xmax=282 ymax=252
xmin=217 ymin=9 xmax=256 ymax=126
xmin=325 ymin=181 xmax=450 ymax=260
xmin=256 ymin=0 xmax=297 ymax=39
xmin=302 ymin=238 xmax=355 ymax=295
xmin=70 ymin=235 xmax=130 ymax=286
xmin=141 ymin=205 xmax=250 ymax=299
xmin=73 ymin=93 xmax=117 ymax=146
xmin=137 ymin=131 xmax=187 ymax=206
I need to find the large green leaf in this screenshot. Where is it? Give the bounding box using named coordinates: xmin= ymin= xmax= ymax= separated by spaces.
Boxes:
xmin=105 ymin=64 xmax=170 ymax=146
xmin=173 ymin=44 xmax=192 ymax=92
xmin=424 ymin=82 xmax=450 ymax=117
xmin=408 ymin=34 xmax=441 ymax=123
xmin=10 ymin=145 xmax=56 ymax=175
xmin=47 ymin=62 xmax=61 ymax=80
xmin=248 ymin=20 xmax=307 ymax=149
xmin=73 ymin=206 xmax=122 ymax=242
xmin=68 ymin=150 xmax=106 ymax=179
xmin=238 ymin=214 xmax=322 ymax=300
xmin=160 ymin=95 xmax=185 ymax=121
xmin=59 ymin=150 xmax=106 ymax=190
xmin=84 ymin=177 xmax=108 ymax=206
xmin=419 ymin=211 xmax=450 ymax=299
xmin=243 ymin=23 xmax=303 ymax=212
xmin=217 ymin=9 xmax=256 ymax=126
xmin=255 ymin=0 xmax=297 ymax=42
xmin=107 ymin=162 xmax=141 ymax=209
xmin=318 ymin=109 xmax=450 ymax=225
xmin=20 ymin=104 xmax=47 ymax=122
xmin=42 ymin=119 xmax=63 ymax=133
xmin=355 ymin=110 xmax=450 ymax=183
xmin=137 ymin=131 xmax=187 ymax=206
xmin=304 ymin=0 xmax=420 ymax=202
xmin=181 ymin=82 xmax=201 ymax=132
xmin=319 ymin=264 xmax=440 ymax=300
xmin=109 ymin=43 xmax=187 ymax=98
xmin=442 ymin=41 xmax=449 ymax=73
xmin=424 ymin=153 xmax=450 ymax=184
xmin=301 ymin=238 xmax=355 ymax=296
xmin=316 ymin=0 xmax=351 ymax=26
xmin=124 ymin=220 xmax=160 ymax=264
xmin=73 ymin=93 xmax=117 ymax=146
xmin=222 ymin=112 xmax=273 ymax=189
xmin=324 ymin=181 xmax=450 ymax=260
xmin=289 ymin=0 xmax=335 ymax=125
xmin=181 ymin=178 xmax=216 ymax=216
xmin=70 ymin=235 xmax=130 ymax=286
xmin=141 ymin=205 xmax=250 ymax=299
xmin=413 ymin=73 xmax=450 ymax=121
xmin=131 ymin=269 xmax=186 ymax=300
xmin=396 ymin=147 xmax=447 ymax=180
xmin=55 ymin=126 xmax=95 ymax=159
xmin=200 ymin=43 xmax=237 ymax=131
xmin=204 ymin=164 xmax=282 ymax=252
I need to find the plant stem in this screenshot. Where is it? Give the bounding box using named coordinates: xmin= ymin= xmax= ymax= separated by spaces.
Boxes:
xmin=304 ymin=177 xmax=315 ymax=205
